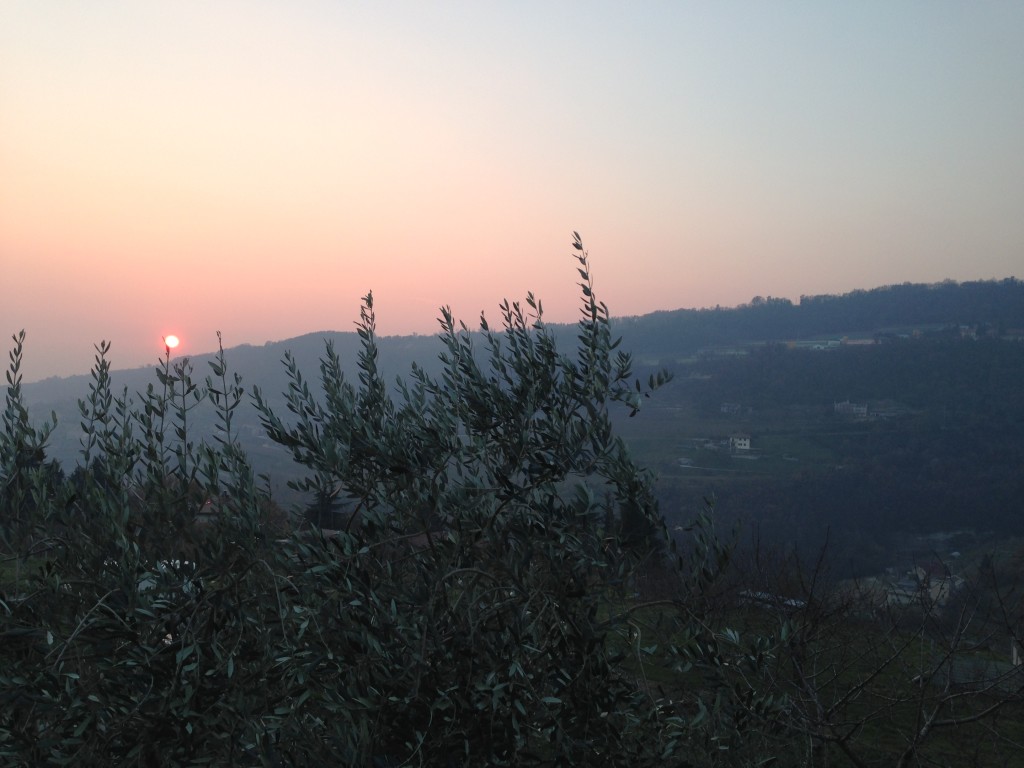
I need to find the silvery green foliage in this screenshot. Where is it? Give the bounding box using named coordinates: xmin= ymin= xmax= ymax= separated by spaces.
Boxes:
xmin=1 ymin=237 xmax=787 ymax=766
xmin=247 ymin=234 xmax=681 ymax=763
xmin=1 ymin=331 xmax=57 ymax=534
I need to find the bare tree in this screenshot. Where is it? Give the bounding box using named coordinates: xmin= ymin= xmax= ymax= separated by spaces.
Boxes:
xmin=731 ymin=542 xmax=1024 ymax=767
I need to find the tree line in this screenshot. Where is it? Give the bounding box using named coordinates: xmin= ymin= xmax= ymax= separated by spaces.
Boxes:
xmin=615 ymin=277 xmax=1024 ymax=360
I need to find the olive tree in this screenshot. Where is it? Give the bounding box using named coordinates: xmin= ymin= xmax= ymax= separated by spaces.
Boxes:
xmin=1 ymin=235 xmax=786 ymax=766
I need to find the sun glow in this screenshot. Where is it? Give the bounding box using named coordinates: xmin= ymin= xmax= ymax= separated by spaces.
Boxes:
xmin=163 ymin=335 xmax=180 ymax=350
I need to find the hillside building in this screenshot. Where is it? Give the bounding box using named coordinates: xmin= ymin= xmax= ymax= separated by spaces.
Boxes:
xmin=729 ymin=434 xmax=751 ymax=452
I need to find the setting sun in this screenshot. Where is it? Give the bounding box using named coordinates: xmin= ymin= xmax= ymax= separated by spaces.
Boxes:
xmin=164 ymin=335 xmax=180 ymax=350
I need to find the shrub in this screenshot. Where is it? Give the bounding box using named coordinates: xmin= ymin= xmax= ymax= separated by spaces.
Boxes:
xmin=1 ymin=235 xmax=784 ymax=766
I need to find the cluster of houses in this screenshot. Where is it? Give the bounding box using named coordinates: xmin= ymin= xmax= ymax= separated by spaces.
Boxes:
xmin=872 ymin=562 xmax=966 ymax=609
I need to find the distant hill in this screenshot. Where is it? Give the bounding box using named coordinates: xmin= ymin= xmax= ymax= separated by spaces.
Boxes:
xmin=613 ymin=277 xmax=1024 ymax=363
xmin=21 ymin=277 xmax=1024 ymax=501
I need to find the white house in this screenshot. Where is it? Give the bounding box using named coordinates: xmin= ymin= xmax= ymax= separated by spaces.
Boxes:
xmin=730 ymin=434 xmax=751 ymax=452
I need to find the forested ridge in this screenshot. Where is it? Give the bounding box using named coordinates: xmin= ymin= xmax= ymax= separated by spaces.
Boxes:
xmin=25 ymin=276 xmax=1024 ymax=476
xmin=615 ymin=276 xmax=1024 ymax=359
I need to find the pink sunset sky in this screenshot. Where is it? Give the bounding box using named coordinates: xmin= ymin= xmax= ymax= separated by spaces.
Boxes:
xmin=2 ymin=2 xmax=1022 ymax=382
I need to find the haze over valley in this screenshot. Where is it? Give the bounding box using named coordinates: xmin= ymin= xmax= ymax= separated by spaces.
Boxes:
xmin=23 ymin=276 xmax=1024 ymax=576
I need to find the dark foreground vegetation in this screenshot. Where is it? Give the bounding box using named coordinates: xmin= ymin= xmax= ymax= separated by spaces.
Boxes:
xmin=3 ymin=237 xmax=1023 ymax=765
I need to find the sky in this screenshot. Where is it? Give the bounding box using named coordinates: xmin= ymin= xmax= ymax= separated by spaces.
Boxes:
xmin=2 ymin=2 xmax=1022 ymax=382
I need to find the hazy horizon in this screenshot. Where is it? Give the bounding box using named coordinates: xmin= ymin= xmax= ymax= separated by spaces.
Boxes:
xmin=4 ymin=2 xmax=1022 ymax=382
xmin=17 ymin=273 xmax=1022 ymax=386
